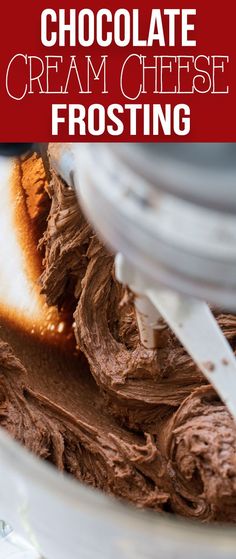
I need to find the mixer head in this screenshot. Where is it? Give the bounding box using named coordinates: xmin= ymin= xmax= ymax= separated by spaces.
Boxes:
xmin=75 ymin=142 xmax=236 ymax=310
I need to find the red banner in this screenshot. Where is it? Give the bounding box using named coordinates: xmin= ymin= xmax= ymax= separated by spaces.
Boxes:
xmin=0 ymin=0 xmax=235 ymax=141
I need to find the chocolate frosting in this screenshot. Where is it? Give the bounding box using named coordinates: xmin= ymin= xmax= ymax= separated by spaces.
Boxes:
xmin=20 ymin=152 xmax=50 ymax=245
xmin=0 ymin=327 xmax=167 ymax=509
xmin=1 ymin=151 xmax=236 ymax=521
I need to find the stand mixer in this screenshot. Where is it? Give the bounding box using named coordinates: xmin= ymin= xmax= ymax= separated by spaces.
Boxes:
xmin=1 ymin=141 xmax=236 ymax=413
xmin=48 ymin=141 xmax=236 ymax=420
xmin=0 ymin=141 xmax=236 ymax=559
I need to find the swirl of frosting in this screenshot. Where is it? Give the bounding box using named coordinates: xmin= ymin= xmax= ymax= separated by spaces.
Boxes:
xmin=161 ymin=386 xmax=236 ymax=521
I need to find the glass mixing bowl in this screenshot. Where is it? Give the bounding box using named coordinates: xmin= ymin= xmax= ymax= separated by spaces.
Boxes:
xmin=0 ymin=427 xmax=236 ymax=559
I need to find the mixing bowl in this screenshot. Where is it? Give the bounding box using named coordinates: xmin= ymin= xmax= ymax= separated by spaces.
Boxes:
xmin=0 ymin=427 xmax=236 ymax=559
xmin=1 ymin=144 xmax=236 ymax=558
